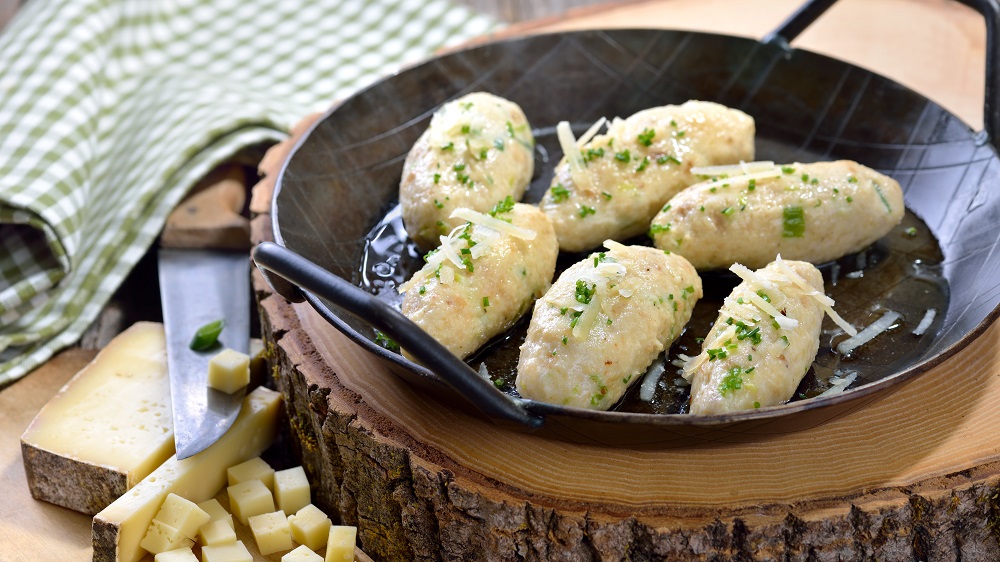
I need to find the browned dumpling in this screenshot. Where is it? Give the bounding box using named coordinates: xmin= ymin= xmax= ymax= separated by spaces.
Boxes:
xmin=650 ymin=160 xmax=905 ymax=270
xmin=400 ymin=92 xmax=534 ymax=250
xmin=540 ymin=100 xmax=754 ymax=252
xmin=685 ymin=258 xmax=833 ymax=415
xmin=399 ymin=202 xmax=557 ymax=360
xmin=516 ymin=241 xmax=701 ymax=410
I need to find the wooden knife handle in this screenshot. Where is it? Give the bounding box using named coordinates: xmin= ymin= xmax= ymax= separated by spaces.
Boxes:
xmin=161 ymin=163 xmax=251 ymax=251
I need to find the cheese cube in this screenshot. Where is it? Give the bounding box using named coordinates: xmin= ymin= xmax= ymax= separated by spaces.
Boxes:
xmin=287 ymin=504 xmax=331 ymax=551
xmin=227 ymin=456 xmax=275 ymax=491
xmin=154 ymin=493 xmax=210 ymax=539
xmin=139 ymin=519 xmax=194 ymax=554
xmin=93 ymin=387 xmax=282 ymax=562
xmin=249 ymin=511 xmax=293 ymax=555
xmin=325 ymin=526 xmax=357 ymax=562
xmin=274 ymin=466 xmax=310 ymax=514
xmin=201 ymin=540 xmax=252 ymax=562
xmin=197 ymin=498 xmax=234 ymax=530
xmin=282 ymin=545 xmax=323 ymax=562
xmin=154 ymin=547 xmax=199 ymax=562
xmin=20 ymin=323 xmax=174 ymax=514
xmin=228 ymin=479 xmax=274 ymax=525
xmin=199 ymin=519 xmax=237 ymax=546
xmin=207 ymin=348 xmax=250 ymax=394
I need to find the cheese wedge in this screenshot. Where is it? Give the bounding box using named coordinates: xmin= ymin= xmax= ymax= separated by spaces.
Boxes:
xmin=20 ymin=322 xmax=173 ymax=514
xmin=92 ymin=386 xmax=283 ymax=562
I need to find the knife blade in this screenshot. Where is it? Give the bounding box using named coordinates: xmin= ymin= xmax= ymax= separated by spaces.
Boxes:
xmin=158 ymin=248 xmax=250 ymax=460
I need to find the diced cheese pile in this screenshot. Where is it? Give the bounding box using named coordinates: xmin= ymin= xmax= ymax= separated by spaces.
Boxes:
xmin=139 ymin=456 xmax=357 ymax=562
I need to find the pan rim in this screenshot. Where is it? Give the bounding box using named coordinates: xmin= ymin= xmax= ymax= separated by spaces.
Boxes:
xmin=271 ymin=26 xmax=1000 ymax=429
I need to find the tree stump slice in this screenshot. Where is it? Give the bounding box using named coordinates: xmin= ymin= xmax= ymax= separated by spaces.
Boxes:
xmin=250 ymin=1 xmax=1000 ymax=560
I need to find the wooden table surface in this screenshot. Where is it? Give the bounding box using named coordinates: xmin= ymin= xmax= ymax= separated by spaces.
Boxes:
xmin=0 ymin=0 xmax=991 ymax=560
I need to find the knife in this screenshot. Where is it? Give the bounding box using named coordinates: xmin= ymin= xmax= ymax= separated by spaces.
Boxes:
xmin=157 ymin=164 xmax=253 ymax=460
xmin=158 ymin=248 xmax=250 ymax=460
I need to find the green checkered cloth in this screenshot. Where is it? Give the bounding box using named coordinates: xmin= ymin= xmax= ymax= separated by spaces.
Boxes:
xmin=0 ymin=0 xmax=496 ymax=385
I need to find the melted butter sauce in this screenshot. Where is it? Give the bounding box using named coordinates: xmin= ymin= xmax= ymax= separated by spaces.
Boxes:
xmin=358 ymin=132 xmax=949 ymax=415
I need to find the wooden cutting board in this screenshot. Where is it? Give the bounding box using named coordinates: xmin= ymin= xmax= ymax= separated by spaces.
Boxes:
xmin=0 ymin=0 xmax=989 ymax=560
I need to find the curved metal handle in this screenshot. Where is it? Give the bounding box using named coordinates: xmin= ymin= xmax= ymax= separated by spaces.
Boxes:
xmin=252 ymin=241 xmax=543 ymax=429
xmin=764 ymin=0 xmax=1000 ymax=151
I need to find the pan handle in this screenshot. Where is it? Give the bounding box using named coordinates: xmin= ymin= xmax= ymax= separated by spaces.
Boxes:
xmin=764 ymin=0 xmax=1000 ymax=151
xmin=251 ymin=241 xmax=544 ymax=429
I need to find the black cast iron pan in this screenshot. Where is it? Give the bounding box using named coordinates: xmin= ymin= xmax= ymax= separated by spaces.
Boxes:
xmin=253 ymin=0 xmax=1000 ymax=447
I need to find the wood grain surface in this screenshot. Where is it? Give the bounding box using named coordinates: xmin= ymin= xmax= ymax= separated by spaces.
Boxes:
xmin=1 ymin=0 xmax=993 ymax=560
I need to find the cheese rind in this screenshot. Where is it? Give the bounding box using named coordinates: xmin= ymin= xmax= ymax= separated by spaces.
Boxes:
xmin=274 ymin=466 xmax=310 ymax=515
xmin=20 ymin=322 xmax=173 ymax=514
xmin=92 ymin=386 xmax=282 ymax=562
xmin=249 ymin=511 xmax=292 ymax=555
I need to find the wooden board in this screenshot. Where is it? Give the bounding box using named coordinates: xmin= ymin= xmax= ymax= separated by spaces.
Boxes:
xmin=250 ymin=0 xmax=1000 ymax=560
xmin=1 ymin=0 xmax=992 ymax=560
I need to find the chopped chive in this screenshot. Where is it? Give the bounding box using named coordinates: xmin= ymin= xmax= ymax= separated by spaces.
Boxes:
xmin=189 ymin=319 xmax=225 ymax=351
xmin=550 ymin=183 xmax=571 ymax=202
xmin=375 ymin=330 xmax=399 ymax=352
xmin=782 ymin=206 xmax=805 ymax=238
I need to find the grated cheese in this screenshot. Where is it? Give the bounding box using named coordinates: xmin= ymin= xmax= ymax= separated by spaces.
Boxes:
xmin=556 ymin=121 xmax=593 ymax=192
xmin=747 ymin=291 xmax=799 ymax=330
xmin=773 ymin=255 xmax=857 ymax=337
xmin=438 ymin=234 xmax=467 ymax=270
xmin=683 ymin=324 xmax=737 ymax=380
xmin=815 ymin=372 xmax=858 ymax=398
xmin=672 ymin=354 xmax=693 ymax=369
xmin=603 ymin=240 xmax=627 ymax=252
xmin=469 ymin=228 xmax=501 ymax=259
xmin=451 ymin=208 xmax=536 ymax=240
xmin=577 ymin=117 xmax=607 ymax=146
xmin=438 ymin=265 xmax=455 ymax=285
xmin=836 ymin=310 xmax=901 ymax=355
xmin=639 ymin=358 xmax=665 ymax=402
xmin=913 ymin=308 xmax=936 ymax=336
xmin=691 ymin=161 xmax=776 ymax=176
xmin=730 ymin=263 xmax=780 ymax=294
